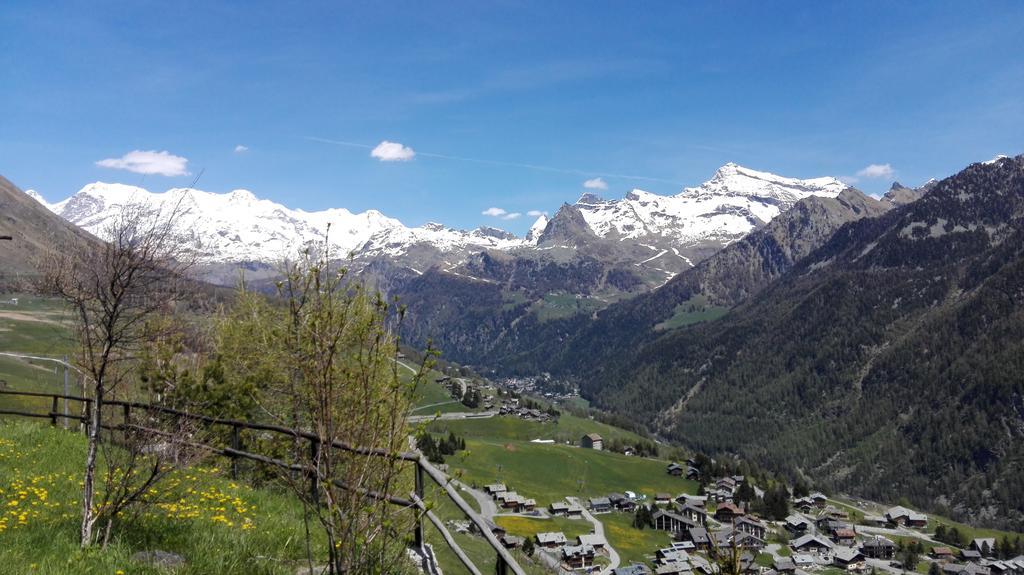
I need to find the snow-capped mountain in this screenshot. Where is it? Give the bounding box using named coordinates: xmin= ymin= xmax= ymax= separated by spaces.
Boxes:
xmin=33 ymin=183 xmax=527 ymax=269
xmin=566 ymin=163 xmax=846 ymax=246
xmin=32 ymin=163 xmax=849 ymax=286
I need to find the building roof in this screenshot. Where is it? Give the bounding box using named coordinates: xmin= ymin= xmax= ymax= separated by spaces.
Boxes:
xmin=861 ymin=535 xmax=895 ymax=549
xmin=834 ymin=547 xmax=864 ymax=563
xmin=791 ymin=534 xmax=834 ymax=550
xmin=561 ymin=544 xmax=595 ymax=558
xmin=584 ymin=433 xmax=603 ymax=441
xmin=689 ymin=527 xmax=710 ymax=544
xmin=590 ymin=497 xmax=612 ymax=507
xmin=536 ymin=531 xmax=567 ymax=544
xmin=614 ymin=566 xmax=652 ymax=575
xmin=786 ymin=514 xmax=811 ymax=526
xmin=885 ymin=505 xmax=927 ymax=522
xmin=578 ymin=533 xmax=607 ymax=547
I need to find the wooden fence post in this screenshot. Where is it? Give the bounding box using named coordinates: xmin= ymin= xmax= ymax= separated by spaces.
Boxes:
xmin=230 ymin=424 xmax=242 ymax=479
xmin=49 ymin=395 xmax=58 ymax=426
xmin=82 ymin=400 xmax=91 ymax=436
xmin=122 ymin=403 xmax=131 ymax=442
xmin=309 ymin=439 xmax=321 ymax=504
xmin=414 ymin=463 xmax=425 ymax=550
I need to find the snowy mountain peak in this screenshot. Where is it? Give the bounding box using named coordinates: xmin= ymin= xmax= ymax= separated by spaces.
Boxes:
xmin=526 ymin=214 xmax=549 ymax=244
xmin=25 ymin=189 xmax=47 ymax=205
xmin=42 ymin=183 xmax=526 ymax=266
xmin=572 ymin=164 xmax=847 ymax=248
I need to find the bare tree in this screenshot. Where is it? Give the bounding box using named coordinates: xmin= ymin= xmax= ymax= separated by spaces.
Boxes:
xmin=39 ymin=200 xmax=194 ymax=547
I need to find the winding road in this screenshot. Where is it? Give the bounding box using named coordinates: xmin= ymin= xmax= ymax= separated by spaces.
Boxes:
xmin=567 ymin=497 xmax=621 ymax=575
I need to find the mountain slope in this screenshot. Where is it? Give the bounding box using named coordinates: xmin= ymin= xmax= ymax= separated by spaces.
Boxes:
xmin=36 ymin=164 xmax=848 ymax=289
xmin=392 ymin=188 xmax=891 ymax=370
xmin=0 ymin=176 xmax=101 ymax=287
xmin=582 ymin=155 xmax=1024 ymax=528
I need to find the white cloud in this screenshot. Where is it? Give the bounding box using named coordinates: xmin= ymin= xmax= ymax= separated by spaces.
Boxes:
xmin=856 ymin=163 xmax=895 ymax=179
xmin=234 ymin=145 xmax=249 ymax=153
xmin=482 ymin=207 xmax=521 ymax=220
xmin=583 ymin=177 xmax=608 ymax=190
xmin=370 ymin=140 xmax=415 ymax=162
xmin=527 ymin=210 xmax=548 ymax=217
xmin=95 ymin=150 xmax=190 ymax=177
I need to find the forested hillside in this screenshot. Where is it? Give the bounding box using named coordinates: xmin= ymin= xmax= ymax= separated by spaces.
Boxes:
xmin=582 ymin=156 xmax=1024 ymax=530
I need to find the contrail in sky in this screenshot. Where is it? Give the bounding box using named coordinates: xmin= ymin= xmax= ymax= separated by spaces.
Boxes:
xmin=304 ymin=136 xmax=684 ymax=186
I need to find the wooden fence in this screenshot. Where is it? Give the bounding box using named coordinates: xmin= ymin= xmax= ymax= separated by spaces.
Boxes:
xmin=0 ymin=388 xmax=526 ymax=575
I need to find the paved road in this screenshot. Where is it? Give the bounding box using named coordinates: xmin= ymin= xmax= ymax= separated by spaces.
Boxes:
xmin=568 ymin=497 xmax=621 ymax=575
xmin=859 ymin=525 xmax=938 ymax=543
xmin=454 ymin=479 xmax=499 ymax=519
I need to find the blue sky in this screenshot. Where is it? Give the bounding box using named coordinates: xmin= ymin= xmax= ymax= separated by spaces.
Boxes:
xmin=2 ymin=1 xmax=1022 ymax=234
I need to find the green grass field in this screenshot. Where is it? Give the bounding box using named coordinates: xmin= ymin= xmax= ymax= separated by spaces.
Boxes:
xmin=654 ymin=294 xmax=729 ymax=330
xmin=0 ymin=420 xmax=335 ymax=574
xmin=600 ymin=512 xmax=672 ymax=566
xmin=444 ymin=439 xmax=697 ymax=507
xmin=494 ymin=515 xmax=593 ymax=540
xmin=428 ymin=413 xmax=651 ymax=446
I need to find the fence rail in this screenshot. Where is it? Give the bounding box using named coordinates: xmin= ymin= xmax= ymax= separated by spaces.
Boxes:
xmin=0 ymin=388 xmax=526 ymax=575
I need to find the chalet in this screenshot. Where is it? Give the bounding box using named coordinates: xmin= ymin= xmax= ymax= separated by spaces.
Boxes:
xmin=667 ymin=463 xmax=684 ymax=476
xmin=931 ymin=547 xmax=957 ymax=561
xmin=989 ymin=562 xmax=1013 ymax=575
xmin=614 ymin=566 xmax=652 ymax=575
xmin=655 ymin=493 xmax=673 ymax=506
xmin=688 ymin=527 xmax=712 ymax=550
xmin=566 ymin=503 xmax=585 ymax=518
xmin=961 ymin=550 xmax=983 ymax=562
xmin=791 ymin=533 xmax=835 ymax=555
xmin=773 ymin=558 xmax=797 ymax=573
xmin=884 ymin=506 xmax=928 ymax=528
xmin=484 ymin=483 xmax=507 ymax=497
xmin=500 ymin=534 xmax=524 ymax=549
xmin=793 ymin=554 xmax=817 ymax=569
xmin=971 ymin=539 xmax=997 ymax=557
xmin=609 ymin=493 xmax=637 ymax=512
xmin=656 ymin=547 xmax=690 ymax=563
xmin=676 ymin=502 xmax=708 ymax=526
xmin=581 ymin=433 xmax=603 ymax=450
xmin=687 ymin=466 xmax=702 ymax=481
xmin=793 ymin=497 xmax=815 ymax=513
xmin=712 ymin=487 xmax=735 ymax=503
xmin=561 ymin=544 xmax=596 ymax=569
xmin=535 ymin=531 xmax=567 ymax=549
xmin=944 ymin=564 xmax=992 ymax=575
xmin=715 ymin=502 xmax=745 ymax=522
xmin=731 ymin=531 xmax=767 ymax=550
xmin=578 ymin=533 xmax=607 ymax=549
xmin=785 ymin=514 xmax=813 ymax=534
xmin=716 ymin=477 xmax=738 ymax=493
xmin=860 ymin=536 xmax=897 ymax=560
xmin=832 ymin=528 xmax=857 ymax=547
xmin=834 ymin=547 xmax=865 ymax=570
xmin=653 ymin=509 xmax=698 ymax=535
xmin=549 ymin=501 xmax=571 ymax=516
xmin=809 ymin=492 xmax=828 ymax=507
xmin=589 ymin=497 xmax=612 ymax=513
xmin=734 ymin=516 xmax=768 ymax=540
xmin=676 ymin=494 xmax=708 ymax=508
